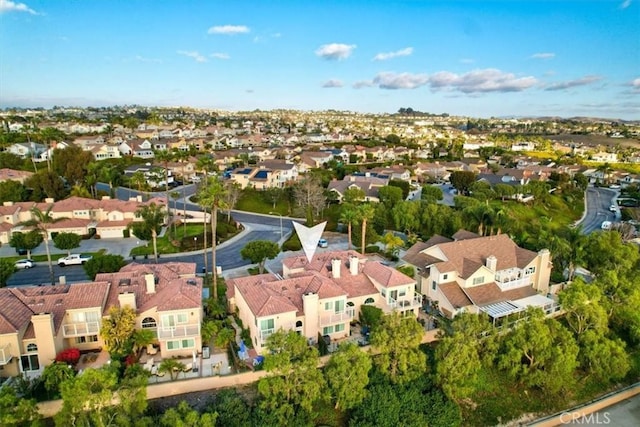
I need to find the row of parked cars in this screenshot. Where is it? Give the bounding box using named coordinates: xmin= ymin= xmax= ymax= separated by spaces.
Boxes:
xmin=14 ymin=254 xmax=92 ymax=270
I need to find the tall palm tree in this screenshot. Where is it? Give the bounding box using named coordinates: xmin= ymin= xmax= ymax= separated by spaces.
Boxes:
xmin=134 ymin=202 xmax=166 ymax=263
xmin=173 ymin=149 xmax=190 ymax=235
xmin=197 ymin=177 xmax=228 ymax=299
xmin=153 ymin=149 xmax=175 ymax=232
xmin=339 ymin=204 xmax=358 ymax=250
xmin=357 ymin=204 xmax=375 ymax=255
xmin=20 ymin=206 xmax=67 ymax=285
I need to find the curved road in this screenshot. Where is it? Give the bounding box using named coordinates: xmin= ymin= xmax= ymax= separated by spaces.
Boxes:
xmin=577 ymin=186 xmax=620 ymax=234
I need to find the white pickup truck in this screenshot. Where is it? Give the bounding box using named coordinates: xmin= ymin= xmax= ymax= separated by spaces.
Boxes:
xmin=57 ymin=254 xmax=92 ymax=266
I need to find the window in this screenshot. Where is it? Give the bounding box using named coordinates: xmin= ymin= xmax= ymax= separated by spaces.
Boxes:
xmin=162 ymin=313 xmax=188 ymax=328
xmin=472 ymin=276 xmax=484 ymax=285
xmin=334 ymin=300 xmax=344 ymax=313
xmin=260 ymin=318 xmax=274 ymax=331
xmin=72 ymin=311 xmax=99 ymax=323
xmin=21 ymin=354 xmax=39 ymax=372
xmin=443 ymin=274 xmax=448 ymax=280
xmin=335 ymin=323 xmax=345 ymax=332
xmin=399 ymin=288 xmax=406 ymax=297
xmin=525 ymin=266 xmax=536 ymax=275
xmin=75 ymin=335 xmax=98 ymax=344
xmin=322 ymin=326 xmax=334 ymax=335
xmin=141 ymin=317 xmax=157 ymax=329
xmin=26 ymin=343 xmax=38 ymax=352
xmin=167 ymin=338 xmax=195 ymax=350
xmin=432 ymin=281 xmax=437 ymax=291
xmin=364 ymin=297 xmax=375 ymax=305
xmin=324 ymin=301 xmax=333 ymax=311
xmin=347 ymin=302 xmax=354 ymax=307
xmin=381 ymin=289 xmax=386 ymax=298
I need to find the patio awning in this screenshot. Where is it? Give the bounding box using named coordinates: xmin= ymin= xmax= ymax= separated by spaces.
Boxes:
xmin=480 ymin=301 xmax=523 ymax=319
xmin=512 ymin=294 xmax=556 ymax=310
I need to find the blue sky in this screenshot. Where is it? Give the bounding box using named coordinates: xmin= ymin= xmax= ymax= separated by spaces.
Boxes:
xmin=1 ymin=0 xmax=638 ymax=119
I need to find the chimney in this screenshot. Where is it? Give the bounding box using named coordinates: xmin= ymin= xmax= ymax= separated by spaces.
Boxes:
xmin=331 ymin=259 xmax=341 ymax=279
xmin=145 ymin=274 xmax=156 ymax=294
xmin=349 ymin=256 xmax=359 ymax=276
xmin=59 ymin=276 xmax=66 ymax=285
xmin=486 ymin=255 xmax=497 ymax=271
xmin=118 ymin=292 xmax=136 ymax=310
xmin=45 ymin=197 xmax=55 ymax=203
xmin=3 ymin=201 xmax=13 ymax=206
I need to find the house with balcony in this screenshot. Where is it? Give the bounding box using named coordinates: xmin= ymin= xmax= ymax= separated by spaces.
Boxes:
xmin=0 ymin=262 xmax=202 ymax=379
xmin=402 ymin=231 xmax=557 ymax=325
xmin=226 ymin=250 xmax=420 ymax=354
xmin=327 ymin=174 xmax=390 ymax=203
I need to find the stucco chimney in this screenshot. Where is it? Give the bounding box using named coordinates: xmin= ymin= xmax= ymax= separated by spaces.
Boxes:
xmin=331 ymin=259 xmax=341 ymax=279
xmin=486 ymin=255 xmax=497 ymax=271
xmin=118 ymin=292 xmax=136 ymax=310
xmin=145 ymin=274 xmax=156 ymax=294
xmin=349 ymin=256 xmax=359 ymax=276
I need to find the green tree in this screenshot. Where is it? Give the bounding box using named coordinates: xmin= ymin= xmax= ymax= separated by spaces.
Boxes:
xmin=41 ymin=362 xmax=75 ymax=397
xmin=0 ymin=180 xmax=28 ymax=203
xmin=52 ymin=232 xmax=82 ymax=256
xmin=8 ymin=230 xmax=43 ymax=259
xmin=240 ymin=240 xmax=280 ymax=274
xmin=360 ymin=305 xmax=383 ymax=330
xmin=382 ymin=232 xmax=403 ymax=257
xmin=0 ymin=258 xmax=16 ymax=287
xmin=357 ymin=203 xmax=376 ymax=255
xmin=197 ymin=176 xmax=228 ymax=296
xmin=19 ymin=205 xmax=67 ymax=285
xmin=0 ymin=385 xmax=42 ymax=427
xmin=132 ymin=202 xmax=166 ymax=263
xmin=52 ymin=144 xmax=94 ymax=186
xmin=578 ymin=330 xmax=630 ymax=384
xmin=210 ymin=389 xmax=251 ymax=427
xmin=378 ymin=185 xmax=403 ymax=208
xmin=132 ymin=329 xmax=156 ymax=359
xmin=389 ymin=179 xmax=410 ymax=200
xmin=159 ymin=358 xmax=187 ymax=381
xmin=160 ymin=401 xmax=217 ymax=427
xmin=214 ymin=327 xmax=235 ymax=350
xmin=257 ymin=330 xmax=327 ymax=425
xmin=25 ymin=169 xmax=67 ymax=201
xmin=325 ymin=342 xmax=372 ymax=410
xmin=370 ymin=312 xmax=426 ymax=384
xmin=391 ymin=200 xmax=421 ymax=235
xmin=343 ymin=187 xmax=366 ymax=204
xmin=497 ymin=308 xmax=579 ymax=395
xmin=421 ymin=184 xmax=444 ymax=203
xmin=450 ymin=170 xmax=476 ymax=195
xmin=201 ymin=319 xmax=221 ymax=344
xmin=83 ymin=254 xmax=126 ymax=280
xmin=129 ymin=170 xmax=149 ymax=193
xmin=153 ymin=149 xmax=174 ymax=232
xmin=493 ymin=183 xmax=516 ymax=201
xmin=339 ymin=204 xmax=359 ymax=250
xmin=558 ymin=278 xmax=608 ymax=336
xmin=100 ymin=306 xmax=137 ymax=360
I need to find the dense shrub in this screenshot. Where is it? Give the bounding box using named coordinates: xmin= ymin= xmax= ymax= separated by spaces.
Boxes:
xmin=55 ymin=348 xmax=81 ymax=365
xmin=282 ymin=233 xmax=302 ymax=251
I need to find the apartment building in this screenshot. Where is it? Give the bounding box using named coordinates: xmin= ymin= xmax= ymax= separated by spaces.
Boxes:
xmin=226 ymin=250 xmax=420 ymax=354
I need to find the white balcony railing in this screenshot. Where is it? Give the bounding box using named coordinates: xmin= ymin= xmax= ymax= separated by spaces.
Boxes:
xmin=62 ymin=321 xmax=100 ymax=338
xmin=157 ymin=324 xmax=200 ymax=339
xmin=320 ymin=308 xmax=355 ymax=326
xmin=496 ymin=277 xmax=531 ymax=291
xmin=0 ymin=343 xmax=11 ymax=365
xmin=387 ymin=295 xmax=422 ymax=312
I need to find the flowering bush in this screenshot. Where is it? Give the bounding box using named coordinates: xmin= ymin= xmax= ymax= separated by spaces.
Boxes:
xmin=55 ymin=348 xmax=81 ymax=365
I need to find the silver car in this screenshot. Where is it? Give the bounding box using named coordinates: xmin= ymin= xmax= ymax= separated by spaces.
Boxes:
xmin=15 ymin=259 xmax=35 ymax=269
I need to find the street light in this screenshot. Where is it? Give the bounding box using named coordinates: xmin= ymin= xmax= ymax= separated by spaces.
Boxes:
xmin=269 ymin=211 xmax=283 ymax=240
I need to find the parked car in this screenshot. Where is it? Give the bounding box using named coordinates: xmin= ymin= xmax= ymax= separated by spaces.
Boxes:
xmin=318 ymin=238 xmax=328 ymax=248
xmin=601 ymin=221 xmax=612 ymax=230
xmin=15 ymin=248 xmax=28 ymax=255
xmin=58 ymin=254 xmax=92 ymax=266
xmin=609 ymin=204 xmax=617 ymax=212
xmin=15 ymin=259 xmax=35 ymax=269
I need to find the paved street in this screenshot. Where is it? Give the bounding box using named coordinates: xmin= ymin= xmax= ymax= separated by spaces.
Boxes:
xmin=576 ymin=186 xmax=620 ymax=234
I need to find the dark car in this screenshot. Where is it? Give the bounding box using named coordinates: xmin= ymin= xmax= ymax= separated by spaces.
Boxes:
xmin=16 ymin=248 xmax=28 ymax=255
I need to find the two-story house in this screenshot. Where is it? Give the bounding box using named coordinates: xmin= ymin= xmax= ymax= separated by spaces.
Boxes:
xmin=226 ymin=250 xmax=420 ymax=354
xmin=402 ymin=231 xmax=557 ymax=324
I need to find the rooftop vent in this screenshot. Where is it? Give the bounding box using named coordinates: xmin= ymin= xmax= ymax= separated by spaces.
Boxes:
xmin=186 ymin=279 xmax=197 ymax=286
xmin=119 ymin=278 xmax=131 ymax=286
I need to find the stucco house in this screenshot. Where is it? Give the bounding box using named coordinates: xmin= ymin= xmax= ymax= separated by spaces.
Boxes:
xmin=226 ymin=250 xmax=420 ymax=354
xmin=402 ymin=231 xmax=557 ymax=324
xmin=0 ymin=262 xmax=202 ymax=378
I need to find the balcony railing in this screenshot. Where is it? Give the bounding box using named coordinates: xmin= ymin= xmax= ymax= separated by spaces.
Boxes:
xmin=320 ymin=308 xmax=355 ymax=326
xmin=496 ymin=276 xmax=531 ymax=291
xmin=386 ymin=295 xmax=423 ymax=312
xmin=157 ymin=324 xmax=200 ymax=339
xmin=0 ymin=343 xmax=11 ymax=365
xmin=62 ymin=321 xmax=100 ymax=337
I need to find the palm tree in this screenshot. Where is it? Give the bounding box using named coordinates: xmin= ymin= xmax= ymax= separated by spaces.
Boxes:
xmin=357 ymin=204 xmax=375 ymax=255
xmin=129 ymin=170 xmax=148 ymax=194
xmin=596 ymin=162 xmax=612 ymax=185
xmin=131 ymin=329 xmax=156 ymax=359
xmin=153 ymin=149 xmax=175 ymax=233
xmin=135 ymin=203 xmax=166 ymax=263
xmin=339 ymin=204 xmax=358 ymax=250
xmin=173 ymin=148 xmax=190 ymax=235
xmin=20 ymin=206 xmax=67 ymax=285
xmin=197 ymin=177 xmax=228 ymax=299
xmin=158 ymin=358 xmax=185 ymax=381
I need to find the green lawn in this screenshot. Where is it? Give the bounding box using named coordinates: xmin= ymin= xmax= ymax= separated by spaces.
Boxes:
xmin=130 ymin=222 xmax=240 ymax=256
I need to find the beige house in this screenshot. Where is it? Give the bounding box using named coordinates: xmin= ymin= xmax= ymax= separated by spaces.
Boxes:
xmin=402 ymin=231 xmax=556 ymax=323
xmin=226 ymin=250 xmax=420 ymax=354
xmin=0 ymin=262 xmax=202 ymax=379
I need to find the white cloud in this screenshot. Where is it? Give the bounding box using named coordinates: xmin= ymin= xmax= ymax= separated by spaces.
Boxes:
xmin=315 ymin=43 xmax=356 ymax=60
xmin=135 ymin=55 xmax=162 ymax=63
xmin=544 ymin=75 xmax=603 ymax=91
xmin=353 ymin=80 xmax=375 ymax=89
xmin=372 ymin=47 xmax=413 ymax=61
xmin=620 ymin=0 xmax=632 ymax=9
xmin=373 ymin=72 xmax=429 ymax=89
xmin=531 ymin=52 xmax=555 ymax=59
xmin=177 ymin=50 xmax=207 ymax=63
xmin=629 ymin=77 xmax=640 ymax=93
xmin=429 ymin=68 xmax=538 ymax=93
xmin=207 ymin=25 xmax=250 ymax=35
xmin=210 ymin=52 xmax=230 ymax=60
xmin=322 ymin=79 xmax=343 ymax=88
xmin=0 ymin=0 xmax=37 ymax=14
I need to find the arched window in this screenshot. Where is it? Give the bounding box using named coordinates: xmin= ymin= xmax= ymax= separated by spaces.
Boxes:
xmin=26 ymin=343 xmax=38 ymax=352
xmin=141 ymin=317 xmax=157 ymax=329
xmin=295 ymin=320 xmax=303 ymax=328
xmin=364 ymin=297 xmax=375 ymax=305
